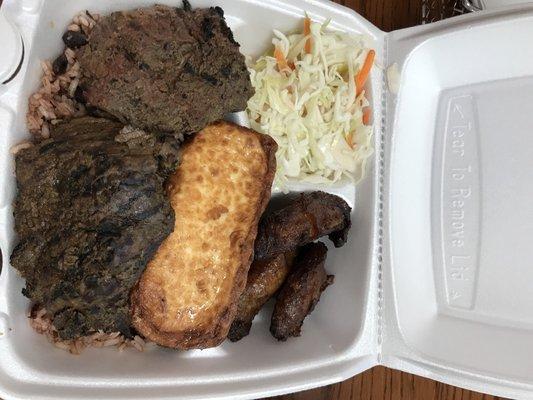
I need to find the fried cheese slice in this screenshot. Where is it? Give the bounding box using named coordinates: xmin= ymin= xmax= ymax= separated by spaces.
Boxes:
xmin=131 ymin=121 xmax=276 ymax=349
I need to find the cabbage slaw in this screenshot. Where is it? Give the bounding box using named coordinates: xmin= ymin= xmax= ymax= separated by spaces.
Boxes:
xmin=246 ymin=18 xmax=375 ymax=189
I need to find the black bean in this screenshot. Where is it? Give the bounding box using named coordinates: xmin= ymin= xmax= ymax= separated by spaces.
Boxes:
xmin=73 ymin=86 xmax=86 ymax=104
xmin=52 ymin=54 xmax=68 ymax=75
xmin=62 ymin=30 xmax=88 ymax=49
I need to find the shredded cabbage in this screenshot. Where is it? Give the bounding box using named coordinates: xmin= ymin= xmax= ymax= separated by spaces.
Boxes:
xmin=246 ymin=19 xmax=375 ymax=190
xmin=387 ymin=62 xmax=400 ymax=94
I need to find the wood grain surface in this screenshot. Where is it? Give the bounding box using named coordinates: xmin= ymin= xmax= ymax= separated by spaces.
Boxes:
xmin=267 ymin=366 xmax=507 ymax=400
xmin=268 ymin=1 xmax=507 ymax=400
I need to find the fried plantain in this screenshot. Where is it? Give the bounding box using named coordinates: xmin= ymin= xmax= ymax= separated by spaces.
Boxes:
xmin=254 ymin=191 xmax=351 ymax=261
xmin=270 ymin=242 xmax=333 ymax=341
xmin=228 ymin=251 xmax=296 ymax=342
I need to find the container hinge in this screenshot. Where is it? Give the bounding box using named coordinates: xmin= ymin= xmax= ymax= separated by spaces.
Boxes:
xmin=375 ymin=31 xmax=389 ymax=363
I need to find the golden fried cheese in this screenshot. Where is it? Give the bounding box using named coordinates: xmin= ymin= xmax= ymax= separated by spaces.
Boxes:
xmin=130 ymin=121 xmax=276 ymax=349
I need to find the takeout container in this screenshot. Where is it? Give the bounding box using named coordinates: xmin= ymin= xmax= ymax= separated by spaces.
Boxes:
xmin=1 ymin=0 xmax=533 ymax=399
xmin=0 ymin=9 xmax=23 ymax=87
xmin=477 ymin=0 xmax=533 ymax=9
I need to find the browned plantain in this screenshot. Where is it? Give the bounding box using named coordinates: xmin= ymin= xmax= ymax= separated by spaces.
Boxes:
xmin=270 ymin=242 xmax=333 ymax=341
xmin=254 ymin=191 xmax=351 ymax=261
xmin=228 ymin=251 xmax=296 ymax=342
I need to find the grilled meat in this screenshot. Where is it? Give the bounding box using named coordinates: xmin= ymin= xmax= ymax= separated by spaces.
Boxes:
xmin=10 ymin=117 xmax=178 ymax=339
xmin=131 ymin=121 xmax=277 ymax=349
xmin=228 ymin=251 xmax=296 ymax=342
xmin=254 ymin=191 xmax=351 ymax=260
xmin=76 ymin=4 xmax=253 ymax=137
xmin=270 ymin=242 xmax=333 ymax=341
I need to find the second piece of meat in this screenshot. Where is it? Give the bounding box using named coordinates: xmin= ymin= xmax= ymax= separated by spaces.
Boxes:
xmin=228 ymin=251 xmax=296 ymax=342
xmin=270 ymin=242 xmax=333 ymax=341
xmin=76 ymin=4 xmax=253 ymax=137
xmin=254 ymin=191 xmax=351 ymax=261
xmin=10 ymin=117 xmax=178 ymax=339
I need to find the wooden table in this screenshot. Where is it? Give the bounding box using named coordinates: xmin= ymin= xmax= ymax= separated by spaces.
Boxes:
xmin=269 ymin=1 xmax=507 ymax=399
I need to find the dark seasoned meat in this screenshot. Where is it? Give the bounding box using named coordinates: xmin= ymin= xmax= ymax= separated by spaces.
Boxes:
xmin=270 ymin=242 xmax=333 ymax=341
xmin=254 ymin=191 xmax=351 ymax=261
xmin=228 ymin=251 xmax=296 ymax=342
xmin=76 ymin=4 xmax=253 ymax=137
xmin=10 ymin=117 xmax=179 ymax=339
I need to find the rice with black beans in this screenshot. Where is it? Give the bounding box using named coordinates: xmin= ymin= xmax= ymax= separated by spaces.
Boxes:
xmin=26 ymin=11 xmax=100 ymax=139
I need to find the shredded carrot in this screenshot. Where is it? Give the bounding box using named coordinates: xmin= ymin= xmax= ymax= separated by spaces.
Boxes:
xmin=304 ymin=17 xmax=312 ymax=54
xmin=355 ymin=49 xmax=375 ymax=96
xmin=346 ymin=132 xmax=355 ymax=149
xmin=274 ymin=46 xmax=290 ymax=73
xmin=362 ymin=107 xmax=371 ymax=125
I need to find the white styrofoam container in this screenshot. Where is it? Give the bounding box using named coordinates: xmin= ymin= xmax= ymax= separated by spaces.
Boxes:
xmin=0 ymin=0 xmax=532 ymax=399
xmin=479 ymin=0 xmax=533 ymax=9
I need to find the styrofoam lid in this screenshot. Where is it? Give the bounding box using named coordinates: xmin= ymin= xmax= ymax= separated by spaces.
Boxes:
xmin=387 ymin=8 xmax=533 ymax=396
xmin=0 ymin=10 xmax=23 ymax=85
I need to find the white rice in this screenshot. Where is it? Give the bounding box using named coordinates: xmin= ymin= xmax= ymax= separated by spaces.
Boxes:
xmin=10 ymin=142 xmax=34 ymax=155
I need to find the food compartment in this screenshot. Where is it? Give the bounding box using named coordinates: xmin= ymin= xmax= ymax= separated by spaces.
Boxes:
xmin=0 ymin=0 xmax=382 ymax=398
xmin=387 ymin=13 xmax=533 ymax=385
